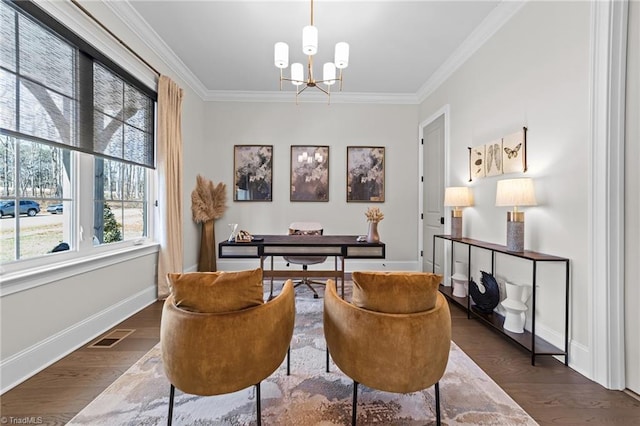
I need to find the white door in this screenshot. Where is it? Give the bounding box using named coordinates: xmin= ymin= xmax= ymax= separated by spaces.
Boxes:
xmin=421 ymin=114 xmax=445 ymax=274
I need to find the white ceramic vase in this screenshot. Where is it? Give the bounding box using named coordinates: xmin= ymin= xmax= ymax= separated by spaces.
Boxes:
xmin=451 ymin=261 xmax=468 ymax=298
xmin=500 ymin=282 xmax=531 ymax=333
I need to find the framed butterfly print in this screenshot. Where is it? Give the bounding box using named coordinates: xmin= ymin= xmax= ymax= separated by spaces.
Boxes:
xmin=468 ymin=127 xmax=528 ymax=181
xmin=502 ymin=128 xmax=527 ymax=174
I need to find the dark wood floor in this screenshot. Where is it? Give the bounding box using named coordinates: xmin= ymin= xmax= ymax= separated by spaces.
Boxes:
xmin=2 ymin=293 xmax=639 ymax=425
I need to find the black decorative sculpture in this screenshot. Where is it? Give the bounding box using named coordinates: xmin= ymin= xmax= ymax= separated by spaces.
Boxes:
xmin=469 ymin=271 xmax=500 ymax=314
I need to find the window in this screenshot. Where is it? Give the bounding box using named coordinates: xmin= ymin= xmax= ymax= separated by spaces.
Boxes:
xmin=0 ymin=136 xmax=72 ymax=262
xmin=0 ymin=0 xmax=156 ymax=266
xmin=94 ymin=158 xmax=147 ymax=245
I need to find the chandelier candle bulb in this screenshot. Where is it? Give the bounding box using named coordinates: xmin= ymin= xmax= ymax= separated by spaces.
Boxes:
xmin=274 ymin=42 xmax=289 ymax=68
xmin=323 ymin=63 xmax=336 ymax=85
xmin=302 ymin=25 xmax=318 ymax=55
xmin=291 ymin=63 xmax=304 ymax=85
xmin=335 ymin=42 xmax=349 ymax=68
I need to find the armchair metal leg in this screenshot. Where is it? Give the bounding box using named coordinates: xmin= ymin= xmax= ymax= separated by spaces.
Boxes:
xmin=352 ymin=380 xmax=358 ymax=426
xmin=326 ymin=348 xmax=330 ymax=372
xmin=167 ymin=384 xmax=175 ymax=426
xmin=287 ymin=346 xmax=291 ymax=376
xmin=435 ymin=381 xmax=441 ymax=426
xmin=256 ymin=382 xmax=262 ymax=426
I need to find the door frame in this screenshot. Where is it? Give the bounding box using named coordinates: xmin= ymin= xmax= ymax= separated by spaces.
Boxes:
xmin=588 ymin=0 xmax=627 ymax=389
xmin=418 ymin=104 xmax=450 ymax=273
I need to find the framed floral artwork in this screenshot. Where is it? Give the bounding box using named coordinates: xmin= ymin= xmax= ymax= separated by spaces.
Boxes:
xmin=233 ymin=145 xmax=273 ymax=201
xmin=346 ymin=146 xmax=385 ymax=202
xmin=290 ymin=146 xmax=329 ymax=202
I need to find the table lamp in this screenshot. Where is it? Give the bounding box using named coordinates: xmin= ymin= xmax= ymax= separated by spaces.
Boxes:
xmin=444 ymin=186 xmax=474 ymax=239
xmin=495 ymin=178 xmax=537 ymax=252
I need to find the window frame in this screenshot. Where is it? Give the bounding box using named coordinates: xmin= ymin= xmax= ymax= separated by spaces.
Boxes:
xmin=0 ymin=0 xmax=158 ymax=277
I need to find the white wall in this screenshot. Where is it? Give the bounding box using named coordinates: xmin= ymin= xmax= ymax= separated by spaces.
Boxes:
xmin=419 ymin=1 xmax=591 ymax=371
xmin=201 ymin=102 xmax=419 ymax=272
xmin=0 ymin=0 xmax=207 ymax=393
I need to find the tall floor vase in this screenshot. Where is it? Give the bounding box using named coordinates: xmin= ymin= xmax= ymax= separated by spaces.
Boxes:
xmin=198 ymin=220 xmax=217 ymax=271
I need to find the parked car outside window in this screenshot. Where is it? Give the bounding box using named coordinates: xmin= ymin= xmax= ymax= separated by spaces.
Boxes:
xmin=46 ymin=203 xmax=63 ymax=214
xmin=0 ymin=200 xmax=41 ymax=217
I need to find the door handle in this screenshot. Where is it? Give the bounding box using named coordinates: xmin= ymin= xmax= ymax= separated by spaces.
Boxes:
xmin=440 ymin=217 xmax=445 ymax=225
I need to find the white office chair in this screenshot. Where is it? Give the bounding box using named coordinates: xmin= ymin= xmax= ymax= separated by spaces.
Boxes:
xmin=284 ymin=222 xmax=327 ymax=298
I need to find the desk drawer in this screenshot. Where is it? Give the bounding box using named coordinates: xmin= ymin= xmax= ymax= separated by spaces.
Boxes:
xmin=219 ymin=245 xmax=259 ymax=257
xmin=264 ymin=246 xmax=343 ymax=255
xmin=347 ymin=246 xmax=385 ymax=258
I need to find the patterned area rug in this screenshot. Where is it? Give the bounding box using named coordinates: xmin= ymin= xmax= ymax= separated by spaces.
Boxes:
xmin=68 ymin=285 xmax=537 ymax=425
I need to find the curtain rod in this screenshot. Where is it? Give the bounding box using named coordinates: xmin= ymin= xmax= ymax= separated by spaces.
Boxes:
xmin=70 ymin=0 xmax=161 ymax=77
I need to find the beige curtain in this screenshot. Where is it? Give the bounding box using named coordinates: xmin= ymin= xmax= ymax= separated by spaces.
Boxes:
xmin=156 ymin=75 xmax=184 ymax=298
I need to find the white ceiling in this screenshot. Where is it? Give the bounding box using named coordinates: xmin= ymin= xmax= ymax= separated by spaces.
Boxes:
xmin=114 ymin=1 xmax=522 ymax=102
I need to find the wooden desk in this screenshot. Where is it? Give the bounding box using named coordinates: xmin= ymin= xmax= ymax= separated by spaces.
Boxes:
xmin=219 ymin=235 xmax=386 ymax=298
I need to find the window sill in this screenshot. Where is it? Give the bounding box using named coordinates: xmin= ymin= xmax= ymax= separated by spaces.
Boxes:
xmin=0 ymin=242 xmax=160 ymax=297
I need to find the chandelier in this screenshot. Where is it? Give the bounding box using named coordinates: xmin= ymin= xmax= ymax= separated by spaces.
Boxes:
xmin=274 ymin=0 xmax=349 ymax=103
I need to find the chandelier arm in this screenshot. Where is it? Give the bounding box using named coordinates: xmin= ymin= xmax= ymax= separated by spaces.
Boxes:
xmin=313 ymin=85 xmax=330 ymax=96
xmin=315 ymin=77 xmax=342 ymax=85
xmin=280 ymin=77 xmax=305 ymax=84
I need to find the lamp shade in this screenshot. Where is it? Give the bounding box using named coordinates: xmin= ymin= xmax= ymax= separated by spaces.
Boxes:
xmin=495 ymin=178 xmax=537 ymax=207
xmin=274 ymin=42 xmax=289 ymax=69
xmin=323 ymin=62 xmax=336 ymax=85
xmin=291 ymin=63 xmax=304 ymax=85
xmin=302 ymin=25 xmax=318 ymax=55
xmin=444 ymin=187 xmax=474 ymax=208
xmin=335 ymin=42 xmax=349 ymax=69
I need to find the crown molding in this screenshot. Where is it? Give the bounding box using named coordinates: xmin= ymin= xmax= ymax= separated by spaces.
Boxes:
xmin=415 ymin=0 xmax=528 ymax=103
xmin=102 ymin=0 xmax=209 ymax=99
xmin=203 ymin=90 xmax=419 ymax=104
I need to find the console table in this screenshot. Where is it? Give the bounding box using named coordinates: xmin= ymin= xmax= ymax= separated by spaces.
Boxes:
xmin=219 ymin=235 xmax=386 ymax=298
xmin=432 ymin=235 xmax=569 ymax=365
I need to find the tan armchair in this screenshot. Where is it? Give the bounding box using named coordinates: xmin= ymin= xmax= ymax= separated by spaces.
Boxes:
xmin=323 ymin=274 xmax=451 ymax=426
xmin=161 ymin=274 xmax=295 ymax=426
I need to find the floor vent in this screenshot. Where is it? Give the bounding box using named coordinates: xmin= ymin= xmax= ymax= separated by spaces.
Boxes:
xmin=88 ymin=329 xmax=135 ymax=348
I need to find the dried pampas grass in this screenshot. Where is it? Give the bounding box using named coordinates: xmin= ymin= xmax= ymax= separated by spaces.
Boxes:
xmin=191 ymin=174 xmax=227 ymax=224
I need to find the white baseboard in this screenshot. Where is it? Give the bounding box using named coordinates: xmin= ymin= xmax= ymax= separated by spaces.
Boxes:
xmin=535 ymin=322 xmax=565 ymax=352
xmin=567 ymin=339 xmax=592 ymax=380
xmin=536 ymin=323 xmax=592 ymax=379
xmin=0 ymin=285 xmax=157 ymax=394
